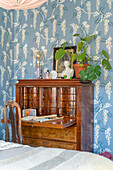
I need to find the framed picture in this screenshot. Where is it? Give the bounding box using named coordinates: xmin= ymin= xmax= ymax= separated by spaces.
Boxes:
xmin=53 ymin=46 xmax=76 ymax=78
xmin=22 ymin=109 xmax=37 ymax=117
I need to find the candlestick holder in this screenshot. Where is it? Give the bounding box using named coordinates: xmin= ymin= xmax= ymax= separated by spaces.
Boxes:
xmin=34 ymin=51 xmax=43 ymax=79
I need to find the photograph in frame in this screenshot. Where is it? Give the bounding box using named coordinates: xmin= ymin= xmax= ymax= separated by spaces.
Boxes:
xmin=53 ymin=46 xmax=76 ymax=78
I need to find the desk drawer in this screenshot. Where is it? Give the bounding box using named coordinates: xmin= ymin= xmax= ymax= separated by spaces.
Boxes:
xmin=23 ymin=137 xmax=77 ymax=150
xmin=22 ymin=125 xmax=77 ymax=143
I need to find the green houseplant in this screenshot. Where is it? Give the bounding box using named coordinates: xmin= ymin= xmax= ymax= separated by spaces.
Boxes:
xmin=55 ymin=34 xmax=112 ymax=81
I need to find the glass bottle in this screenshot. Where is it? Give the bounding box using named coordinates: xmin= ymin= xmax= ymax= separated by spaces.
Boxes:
xmin=45 ymin=70 xmax=50 ymax=79
xmin=39 ymin=74 xmax=43 ymax=79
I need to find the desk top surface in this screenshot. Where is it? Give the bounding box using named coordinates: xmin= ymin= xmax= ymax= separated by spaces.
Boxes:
xmin=22 ymin=116 xmax=76 ymax=129
xmin=14 ymin=79 xmax=93 ymax=87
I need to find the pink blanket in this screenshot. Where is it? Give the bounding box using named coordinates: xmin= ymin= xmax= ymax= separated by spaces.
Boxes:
xmin=99 ymin=151 xmax=113 ymax=159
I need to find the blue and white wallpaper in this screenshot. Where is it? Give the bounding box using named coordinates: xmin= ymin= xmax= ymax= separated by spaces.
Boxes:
xmin=0 ymin=0 xmax=113 ymax=154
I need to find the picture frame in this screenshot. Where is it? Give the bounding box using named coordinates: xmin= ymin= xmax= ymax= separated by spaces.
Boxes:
xmin=22 ymin=109 xmax=37 ymax=117
xmin=53 ymin=46 xmax=76 ymax=78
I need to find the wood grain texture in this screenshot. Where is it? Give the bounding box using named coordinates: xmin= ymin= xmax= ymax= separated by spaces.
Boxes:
xmin=14 ymin=79 xmax=92 ymax=87
xmin=22 ymin=116 xmax=76 ymax=129
xmin=3 ymin=100 xmax=23 ymax=144
xmin=81 ymin=85 xmax=94 ymax=152
xmin=76 ymin=86 xmax=81 ymax=151
xmin=23 ymin=137 xmax=77 ymax=150
xmin=22 ymin=126 xmax=77 ymax=142
xmin=14 ymin=79 xmax=94 ymax=151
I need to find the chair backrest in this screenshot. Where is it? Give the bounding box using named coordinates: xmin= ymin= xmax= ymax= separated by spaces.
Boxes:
xmin=4 ymin=100 xmax=23 ymax=144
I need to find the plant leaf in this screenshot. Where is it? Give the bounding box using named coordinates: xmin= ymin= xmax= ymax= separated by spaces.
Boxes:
xmin=94 ymin=65 xmax=102 ymax=77
xmin=79 ymin=70 xmax=87 ymax=81
xmin=77 ymin=52 xmax=85 ymax=62
xmin=73 ymin=34 xmax=80 ymax=37
xmin=80 ymin=63 xmax=84 ymax=67
xmin=86 ymin=65 xmax=102 ymax=81
xmin=81 ymin=38 xmax=86 ymax=41
xmin=66 ymin=50 xmax=70 ymax=53
xmin=77 ymin=41 xmax=83 ymax=52
xmin=83 ymin=45 xmax=88 ymax=53
xmin=70 ymin=76 xmax=73 ymax=80
xmin=84 ymin=35 xmax=95 ymax=42
xmin=72 ymin=53 xmax=77 ymax=62
xmin=61 ymin=41 xmax=68 ymax=49
xmin=55 ymin=49 xmax=65 ymax=60
xmin=102 ymin=59 xmax=112 ymax=70
xmin=102 ymin=50 xmax=109 ymax=60
xmin=86 ymin=65 xmax=94 ymax=71
xmin=87 ymin=71 xmax=97 ymax=81
xmin=64 ymin=75 xmax=67 ymax=79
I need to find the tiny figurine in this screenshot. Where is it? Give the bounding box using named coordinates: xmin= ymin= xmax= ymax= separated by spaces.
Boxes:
xmin=61 ymin=61 xmax=74 ymax=79
xmin=45 ymin=70 xmax=50 ymax=79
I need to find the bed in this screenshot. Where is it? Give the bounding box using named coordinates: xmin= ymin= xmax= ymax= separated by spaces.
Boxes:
xmin=0 ymin=140 xmax=113 ymax=170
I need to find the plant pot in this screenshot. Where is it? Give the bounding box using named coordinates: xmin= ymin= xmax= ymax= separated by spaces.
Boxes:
xmin=73 ymin=64 xmax=89 ymax=78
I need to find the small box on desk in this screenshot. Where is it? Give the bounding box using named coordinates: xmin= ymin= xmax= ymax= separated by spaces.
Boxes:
xmin=22 ymin=109 xmax=36 ymax=117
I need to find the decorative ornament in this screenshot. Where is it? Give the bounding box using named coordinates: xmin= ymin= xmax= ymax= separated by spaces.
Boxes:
xmin=34 ymin=51 xmax=43 ymax=79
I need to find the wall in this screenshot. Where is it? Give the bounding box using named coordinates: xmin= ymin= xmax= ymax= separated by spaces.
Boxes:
xmin=0 ymin=8 xmax=14 ymax=139
xmin=0 ymin=0 xmax=113 ymax=154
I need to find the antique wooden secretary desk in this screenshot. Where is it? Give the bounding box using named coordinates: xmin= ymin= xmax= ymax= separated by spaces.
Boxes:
xmin=15 ymin=79 xmax=94 ymax=152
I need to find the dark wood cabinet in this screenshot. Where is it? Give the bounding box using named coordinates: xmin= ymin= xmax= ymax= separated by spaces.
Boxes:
xmin=15 ymin=79 xmax=94 ymax=152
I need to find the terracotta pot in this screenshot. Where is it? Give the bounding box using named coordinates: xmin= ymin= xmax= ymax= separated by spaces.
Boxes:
xmin=73 ymin=64 xmax=89 ymax=78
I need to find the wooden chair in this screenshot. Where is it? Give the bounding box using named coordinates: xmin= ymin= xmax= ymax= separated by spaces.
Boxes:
xmin=4 ymin=100 xmax=23 ymax=144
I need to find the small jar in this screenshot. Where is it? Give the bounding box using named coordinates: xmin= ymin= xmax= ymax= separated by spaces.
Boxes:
xmin=39 ymin=74 xmax=43 ymax=79
xmin=45 ymin=70 xmax=50 ymax=79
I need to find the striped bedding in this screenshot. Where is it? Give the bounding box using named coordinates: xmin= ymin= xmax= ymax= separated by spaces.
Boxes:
xmin=0 ymin=140 xmax=113 ymax=170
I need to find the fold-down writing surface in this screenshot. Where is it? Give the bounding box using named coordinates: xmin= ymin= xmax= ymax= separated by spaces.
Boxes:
xmin=22 ymin=116 xmax=76 ymax=129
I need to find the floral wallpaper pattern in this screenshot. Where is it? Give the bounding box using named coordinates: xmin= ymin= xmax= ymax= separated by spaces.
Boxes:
xmin=0 ymin=0 xmax=113 ymax=154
